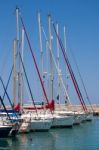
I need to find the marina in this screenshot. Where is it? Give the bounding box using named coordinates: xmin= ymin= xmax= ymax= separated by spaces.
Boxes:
xmin=0 ymin=7 xmax=96 ymax=137
xmin=0 ymin=1 xmax=99 ymax=150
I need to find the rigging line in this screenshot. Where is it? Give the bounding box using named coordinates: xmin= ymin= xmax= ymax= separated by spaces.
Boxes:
xmin=2 ymin=66 xmax=13 ymax=102
xmin=20 ymin=16 xmax=53 ymax=115
xmin=41 ymin=26 xmax=71 ymax=105
xmin=52 ymin=25 xmax=85 ymax=110
xmin=23 ymin=76 xmax=31 ymax=102
xmin=1 ymin=51 xmax=19 ymax=118
xmin=1 ymin=48 xmax=12 ymax=78
xmin=19 ymin=52 xmax=38 ymax=116
xmin=0 ymin=96 xmax=13 ymax=123
xmin=0 ymin=76 xmax=18 ymax=118
xmin=60 ymin=36 xmax=88 ymax=111
xmin=58 ymin=26 xmax=88 ymax=111
xmin=2 ymin=52 xmax=18 ymax=103
xmin=0 ymin=76 xmax=12 ymax=106
xmin=60 ymin=39 xmax=87 ymax=111
xmin=2 ymin=65 xmax=19 ymax=117
xmin=60 ymin=34 xmax=87 ymax=111
xmin=53 ymin=23 xmax=87 ymax=112
xmin=20 ymin=16 xmax=49 ymax=103
xmin=69 ymin=49 xmax=94 ymax=112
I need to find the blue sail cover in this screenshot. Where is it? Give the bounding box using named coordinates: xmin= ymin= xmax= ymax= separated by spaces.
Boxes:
xmin=0 ymin=109 xmax=17 ymax=113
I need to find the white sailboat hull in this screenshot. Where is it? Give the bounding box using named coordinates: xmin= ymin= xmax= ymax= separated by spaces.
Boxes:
xmin=83 ymin=113 xmax=93 ymax=121
xmin=73 ymin=114 xmax=82 ymax=125
xmin=30 ymin=119 xmax=52 ymax=131
xmin=79 ymin=112 xmax=93 ymax=122
xmin=51 ymin=115 xmax=73 ymax=128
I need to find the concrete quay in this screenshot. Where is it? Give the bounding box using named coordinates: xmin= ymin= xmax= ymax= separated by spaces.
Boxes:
xmin=55 ymin=104 xmax=99 ymax=116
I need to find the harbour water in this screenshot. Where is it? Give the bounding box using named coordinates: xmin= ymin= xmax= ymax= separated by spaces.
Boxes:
xmin=0 ymin=117 xmax=99 ymax=150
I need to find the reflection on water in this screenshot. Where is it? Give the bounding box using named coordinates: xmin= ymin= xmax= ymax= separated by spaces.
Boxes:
xmin=0 ymin=139 xmax=11 ymax=149
xmin=0 ymin=118 xmax=99 ymax=150
xmin=18 ymin=132 xmax=55 ymax=150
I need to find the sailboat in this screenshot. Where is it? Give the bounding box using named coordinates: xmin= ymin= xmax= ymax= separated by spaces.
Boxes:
xmin=11 ymin=8 xmax=31 ymax=133
xmin=53 ymin=23 xmax=93 ymax=123
xmin=38 ymin=13 xmax=73 ymax=128
xmin=17 ymin=9 xmax=52 ymax=132
xmin=13 ymin=8 xmax=51 ymax=132
xmin=0 ymin=96 xmax=20 ymax=138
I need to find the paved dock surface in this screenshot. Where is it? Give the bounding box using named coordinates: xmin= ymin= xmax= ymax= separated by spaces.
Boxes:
xmin=55 ymin=104 xmax=99 ymax=116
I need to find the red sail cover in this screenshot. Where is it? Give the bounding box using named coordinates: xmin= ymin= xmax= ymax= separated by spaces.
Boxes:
xmin=24 ymin=100 xmax=55 ymax=111
xmin=14 ymin=103 xmax=20 ymax=112
xmin=45 ymin=100 xmax=55 ymax=111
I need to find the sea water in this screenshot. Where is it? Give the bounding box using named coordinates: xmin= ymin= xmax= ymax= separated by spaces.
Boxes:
xmin=0 ymin=117 xmax=99 ymax=150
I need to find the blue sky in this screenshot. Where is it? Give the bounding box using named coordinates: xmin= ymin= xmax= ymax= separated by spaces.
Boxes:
xmin=0 ymin=0 xmax=99 ymax=105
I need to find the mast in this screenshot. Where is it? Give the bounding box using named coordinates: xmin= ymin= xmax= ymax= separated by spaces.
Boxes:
xmin=38 ymin=12 xmax=47 ymax=107
xmin=64 ymin=26 xmax=69 ymax=101
xmin=13 ymin=40 xmax=17 ymax=106
xmin=38 ymin=12 xmax=43 ymax=78
xmin=56 ymin=23 xmax=60 ymax=104
xmin=64 ymin=26 xmax=67 ymax=83
xmin=46 ymin=41 xmax=50 ymax=98
xmin=20 ymin=27 xmax=24 ymax=109
xmin=16 ymin=7 xmax=21 ymax=106
xmin=48 ymin=15 xmax=54 ymax=100
xmin=16 ymin=7 xmax=19 ymax=41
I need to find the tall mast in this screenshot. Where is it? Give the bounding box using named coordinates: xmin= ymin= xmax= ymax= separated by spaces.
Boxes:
xmin=38 ymin=12 xmax=43 ymax=78
xmin=22 ymin=28 xmax=24 ymax=67
xmin=56 ymin=24 xmax=59 ymax=68
xmin=64 ymin=26 xmax=68 ymax=92
xmin=16 ymin=7 xmax=19 ymax=41
xmin=13 ymin=40 xmax=17 ymax=106
xmin=56 ymin=23 xmax=60 ymax=104
xmin=16 ymin=7 xmax=21 ymax=105
xmin=48 ymin=15 xmax=54 ymax=100
xmin=46 ymin=41 xmax=49 ymax=98
xmin=20 ymin=27 xmax=24 ymax=109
